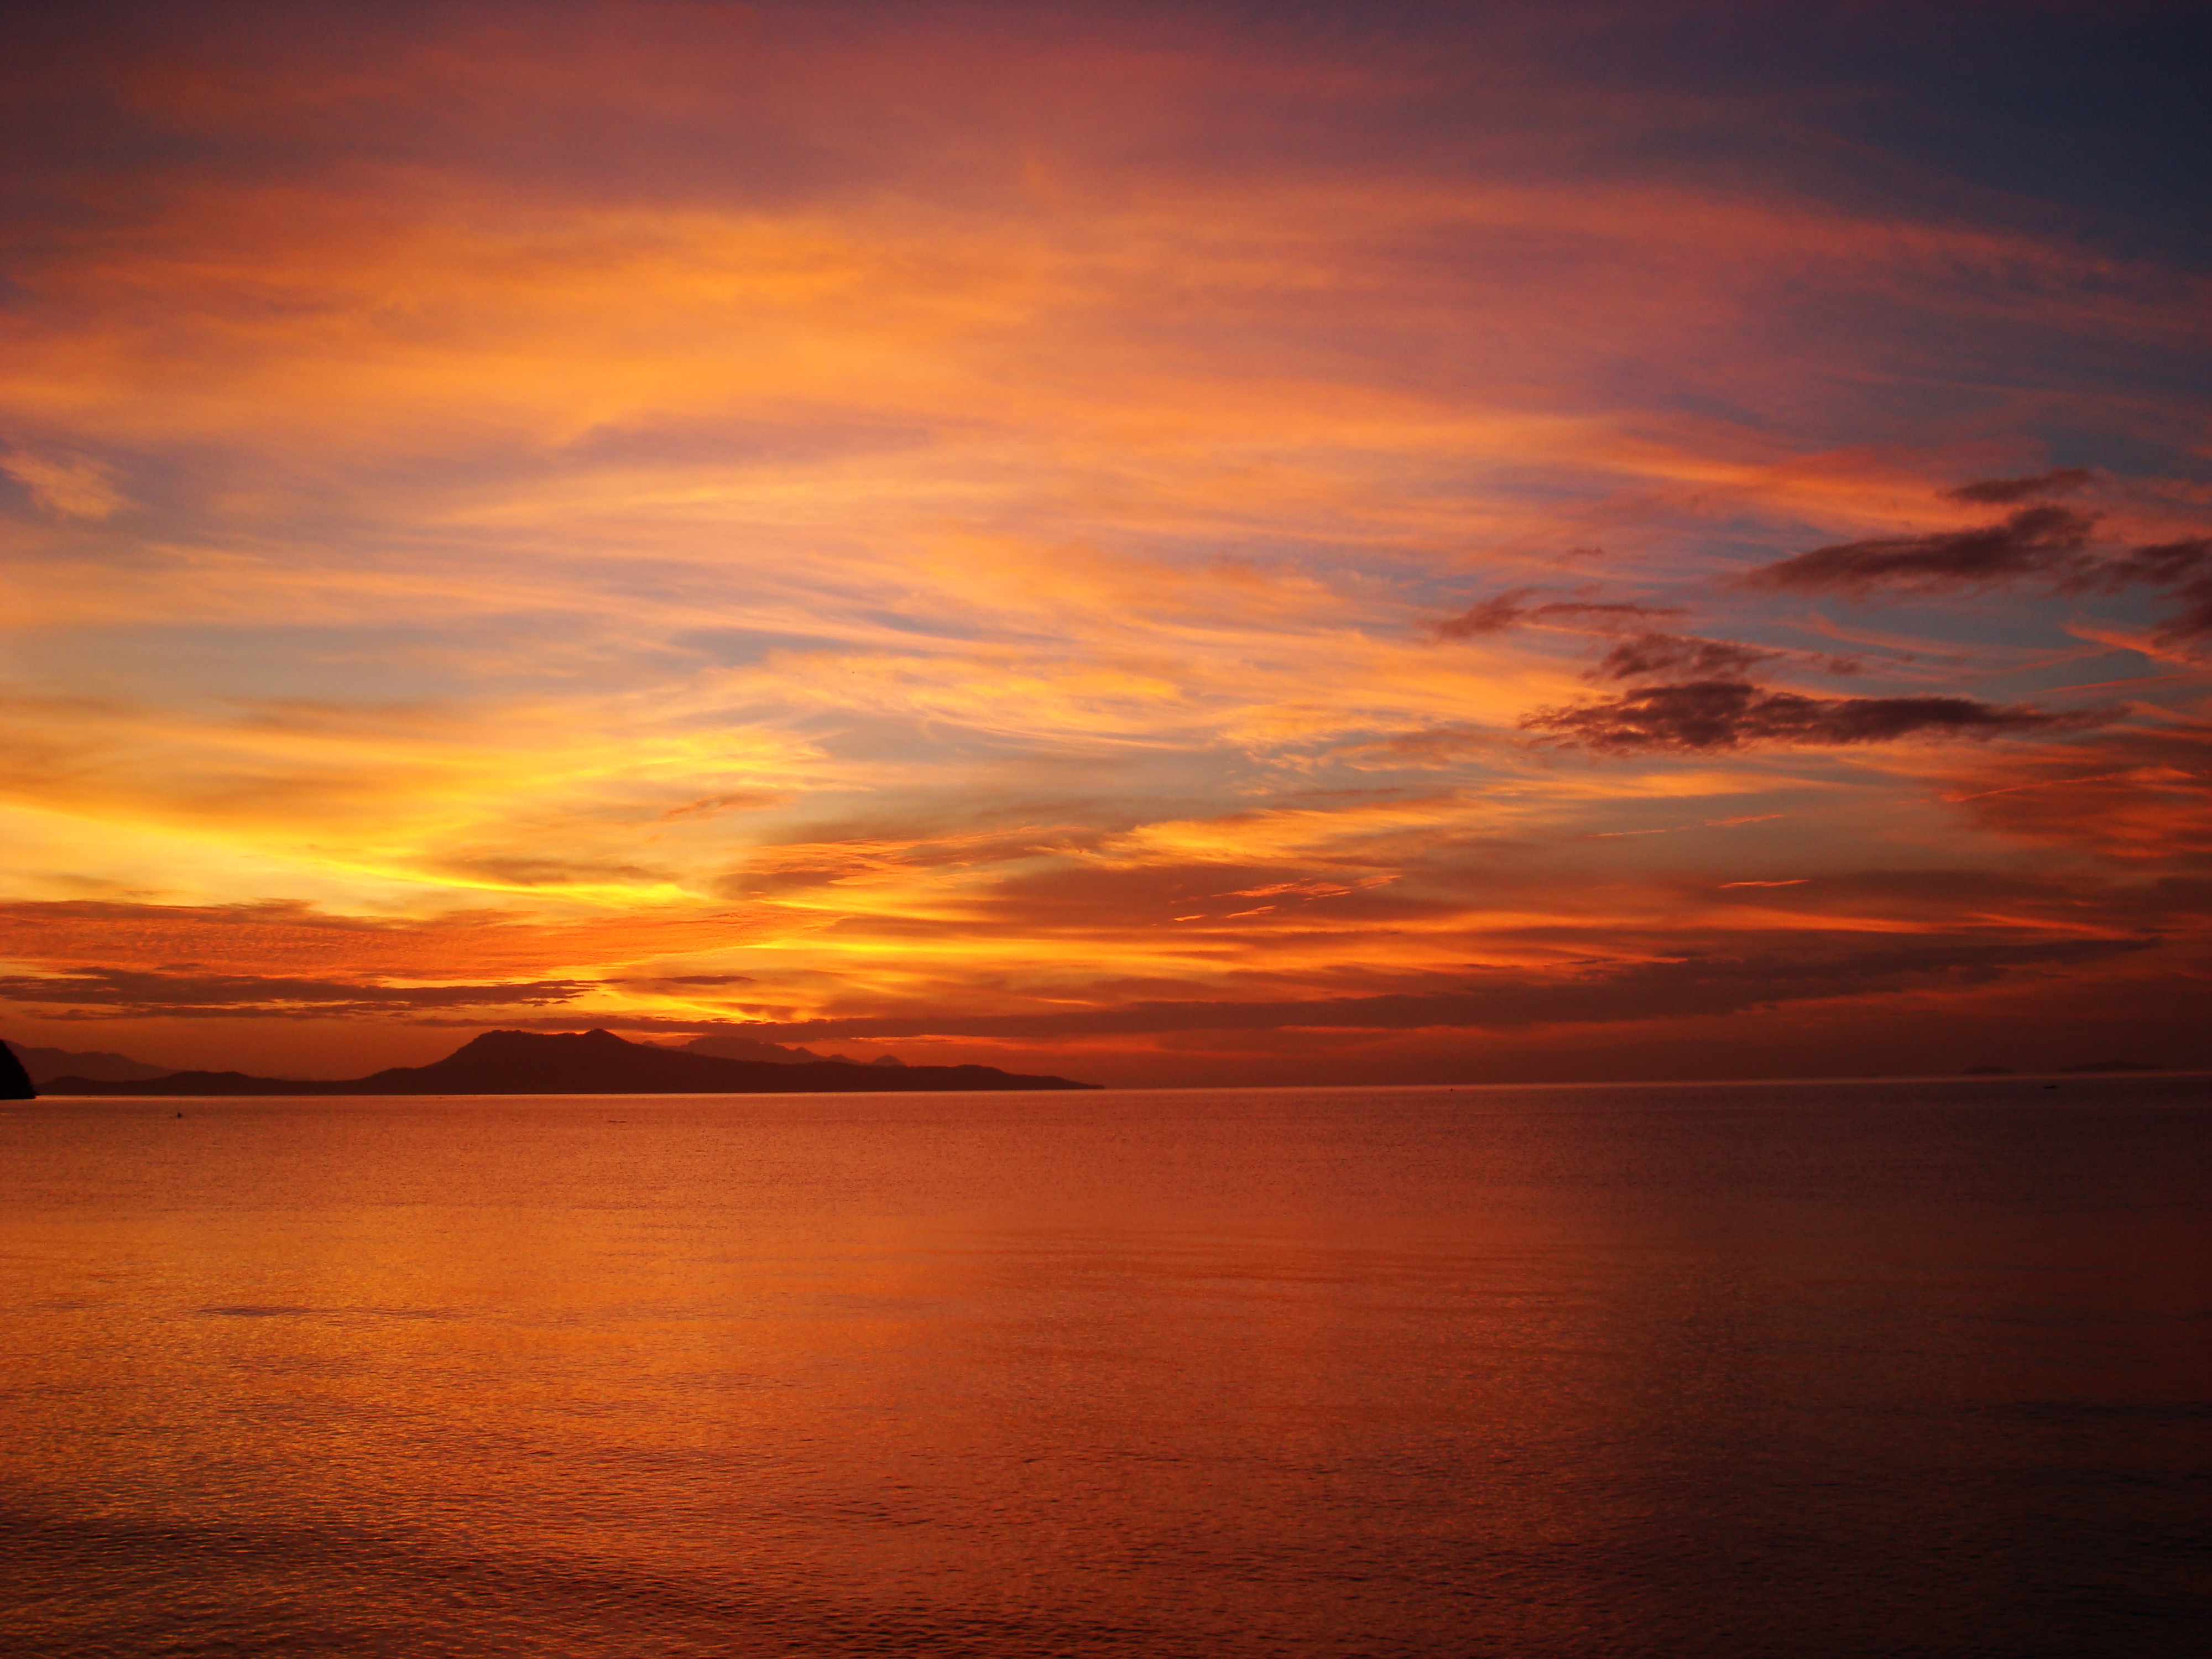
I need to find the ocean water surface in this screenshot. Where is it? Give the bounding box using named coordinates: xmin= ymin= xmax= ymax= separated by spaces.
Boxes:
xmin=1 ymin=1077 xmax=2206 ymax=1657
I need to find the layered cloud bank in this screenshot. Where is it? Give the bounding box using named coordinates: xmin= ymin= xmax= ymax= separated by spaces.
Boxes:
xmin=3 ymin=2 xmax=2207 ymax=1082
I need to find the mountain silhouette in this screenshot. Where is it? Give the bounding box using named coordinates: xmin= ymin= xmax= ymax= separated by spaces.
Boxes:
xmin=675 ymin=1032 xmax=843 ymax=1065
xmin=35 ymin=1027 xmax=1095 ymax=1095
xmin=4 ymin=1040 xmax=175 ymax=1084
xmin=0 ymin=1044 xmax=34 ymax=1100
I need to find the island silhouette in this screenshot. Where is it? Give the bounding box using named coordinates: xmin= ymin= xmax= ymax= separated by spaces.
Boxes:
xmin=32 ymin=1028 xmax=1095 ymax=1095
xmin=4 ymin=1041 xmax=177 ymax=1084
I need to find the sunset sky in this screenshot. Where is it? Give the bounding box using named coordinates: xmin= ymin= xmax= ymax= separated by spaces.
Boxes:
xmin=3 ymin=1 xmax=2206 ymax=1084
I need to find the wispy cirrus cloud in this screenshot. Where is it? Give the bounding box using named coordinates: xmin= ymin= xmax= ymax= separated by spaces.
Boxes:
xmin=1929 ymin=725 xmax=2212 ymax=866
xmin=0 ymin=450 xmax=125 ymax=519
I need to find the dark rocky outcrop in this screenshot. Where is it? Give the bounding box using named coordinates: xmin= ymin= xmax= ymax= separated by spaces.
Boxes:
xmin=0 ymin=1042 xmax=35 ymax=1099
xmin=36 ymin=1028 xmax=1095 ymax=1095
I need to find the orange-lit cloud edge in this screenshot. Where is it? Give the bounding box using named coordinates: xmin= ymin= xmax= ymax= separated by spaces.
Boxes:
xmin=3 ymin=3 xmax=2207 ymax=1083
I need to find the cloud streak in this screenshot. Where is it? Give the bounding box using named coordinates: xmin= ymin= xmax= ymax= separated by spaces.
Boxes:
xmin=1522 ymin=681 xmax=2084 ymax=754
xmin=1436 ymin=593 xmax=1683 ymax=640
xmin=1944 ymin=468 xmax=2096 ymax=505
xmin=1745 ymin=506 xmax=2103 ymax=596
xmin=0 ymin=450 xmax=124 ymax=519
xmin=0 ymin=969 xmax=589 ymax=1019
xmin=1745 ymin=499 xmax=2212 ymax=646
xmin=1587 ymin=634 xmax=1782 ymax=682
xmin=695 ymin=936 xmax=2156 ymax=1041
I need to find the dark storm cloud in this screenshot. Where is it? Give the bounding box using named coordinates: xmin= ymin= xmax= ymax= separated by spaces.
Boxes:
xmin=719 ymin=935 xmax=2151 ymax=1041
xmin=0 ymin=969 xmax=590 ymax=1018
xmin=1944 ymin=467 xmax=2096 ymax=505
xmin=1521 ymin=680 xmax=2079 ymax=753
xmin=1744 ymin=505 xmax=2101 ymax=596
xmin=1436 ymin=592 xmax=1682 ymax=640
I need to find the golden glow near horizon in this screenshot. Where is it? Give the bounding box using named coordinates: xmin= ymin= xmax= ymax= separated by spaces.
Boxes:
xmin=3 ymin=5 xmax=2208 ymax=1082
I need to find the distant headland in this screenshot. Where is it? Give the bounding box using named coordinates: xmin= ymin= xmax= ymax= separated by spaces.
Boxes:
xmin=28 ymin=1029 xmax=1097 ymax=1096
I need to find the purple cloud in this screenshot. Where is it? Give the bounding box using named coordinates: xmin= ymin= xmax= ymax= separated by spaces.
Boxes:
xmin=1521 ymin=679 xmax=2082 ymax=753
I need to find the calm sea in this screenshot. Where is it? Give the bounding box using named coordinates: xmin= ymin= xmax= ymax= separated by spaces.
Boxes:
xmin=1 ymin=1077 xmax=2205 ymax=1657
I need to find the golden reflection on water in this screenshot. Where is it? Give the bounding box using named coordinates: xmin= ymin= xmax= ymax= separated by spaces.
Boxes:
xmin=2 ymin=1082 xmax=2206 ymax=1657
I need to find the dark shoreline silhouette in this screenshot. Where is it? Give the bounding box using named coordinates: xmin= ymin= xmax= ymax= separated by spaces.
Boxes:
xmin=33 ymin=1028 xmax=1096 ymax=1096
